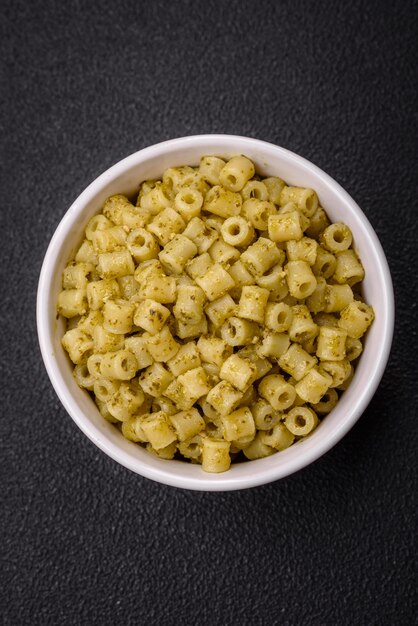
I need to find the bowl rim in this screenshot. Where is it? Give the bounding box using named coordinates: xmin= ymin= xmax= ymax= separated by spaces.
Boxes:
xmin=37 ymin=134 xmax=395 ymax=491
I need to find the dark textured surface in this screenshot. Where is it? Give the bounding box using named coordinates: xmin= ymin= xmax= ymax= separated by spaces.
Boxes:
xmin=1 ymin=0 xmax=417 ymax=624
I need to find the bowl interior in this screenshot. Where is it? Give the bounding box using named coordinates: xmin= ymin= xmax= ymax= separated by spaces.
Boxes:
xmin=38 ymin=136 xmax=393 ymax=490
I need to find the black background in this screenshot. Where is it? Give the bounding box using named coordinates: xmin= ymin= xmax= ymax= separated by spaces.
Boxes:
xmin=1 ymin=1 xmax=417 ymax=625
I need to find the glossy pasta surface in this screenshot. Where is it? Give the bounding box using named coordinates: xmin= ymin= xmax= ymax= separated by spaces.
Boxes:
xmin=58 ymin=156 xmax=374 ymax=473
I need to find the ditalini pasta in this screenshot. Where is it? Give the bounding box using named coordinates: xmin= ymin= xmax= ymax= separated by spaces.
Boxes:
xmin=58 ymin=156 xmax=374 ymax=472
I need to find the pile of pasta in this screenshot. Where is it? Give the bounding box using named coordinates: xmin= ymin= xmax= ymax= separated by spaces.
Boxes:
xmin=58 ymin=155 xmax=374 ymax=472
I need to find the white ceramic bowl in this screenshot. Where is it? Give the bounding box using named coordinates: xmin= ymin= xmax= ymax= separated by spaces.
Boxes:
xmin=37 ymin=135 xmax=394 ymax=491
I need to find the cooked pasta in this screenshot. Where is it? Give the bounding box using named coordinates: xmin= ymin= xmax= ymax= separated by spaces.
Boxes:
xmin=59 ymin=155 xmax=374 ymax=473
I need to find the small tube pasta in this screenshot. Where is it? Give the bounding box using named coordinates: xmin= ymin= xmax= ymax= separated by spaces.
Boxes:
xmin=306 ymin=277 xmax=327 ymax=314
xmin=241 ymin=180 xmax=269 ymax=201
xmin=61 ymin=329 xmax=93 ymax=364
xmin=86 ymin=279 xmax=120 ymax=310
xmin=169 ymin=408 xmax=205 ymax=441
xmin=96 ymin=397 xmax=118 ymax=423
xmin=199 ymin=156 xmax=226 ymax=186
xmin=242 ymin=199 xmax=276 ymax=230
xmin=264 ymin=302 xmax=293 ymax=332
xmin=117 ymin=275 xmax=140 ymax=300
xmin=173 ymin=285 xmax=206 ymax=324
xmin=237 ymin=383 xmax=258 ymax=407
xmin=204 ymin=216 xmax=224 ymax=233
xmin=324 ymin=284 xmax=354 ymax=313
xmin=278 ymin=343 xmax=317 ymax=381
xmin=136 ymin=273 xmax=177 ymax=304
xmin=294 ymin=368 xmax=332 ymax=404
xmin=178 ymin=435 xmax=203 ymax=460
xmin=75 ymin=239 xmax=98 ymax=265
xmin=147 ymin=207 xmax=186 ymax=246
xmin=195 ymin=263 xmax=235 ymax=301
xmin=314 ymin=312 xmax=340 ymax=328
xmin=333 ymin=249 xmax=365 ymax=286
xmin=312 ymin=246 xmax=336 ymax=279
xmin=236 ymin=346 xmax=272 ymax=381
xmin=121 ymin=416 xmax=149 ymax=442
xmin=288 ymin=305 xmax=318 ymax=343
xmin=73 ymin=363 xmax=95 ymax=390
xmin=219 ymin=354 xmax=257 ymax=392
xmin=219 ymin=156 xmax=255 ymax=192
xmin=258 ymin=375 xmax=296 ymax=411
xmin=153 ymin=394 xmax=184 ymax=416
xmin=146 ymin=441 xmax=177 ymax=459
xmin=238 ymin=286 xmax=270 ymax=323
xmin=139 ymin=183 xmax=171 ymax=214
xmin=167 ymin=342 xmax=201 ymax=376
xmin=243 ymin=434 xmax=274 ymax=460
xmin=102 ymin=299 xmax=135 ymax=335
xmin=164 ymin=367 xmax=211 ymax=410
xmin=286 ymin=237 xmax=318 ymax=265
xmin=134 ymin=259 xmax=164 ymax=281
xmin=87 ymin=354 xmax=104 ymax=378
xmin=138 ymin=363 xmax=174 ymax=397
xmin=174 ymin=188 xmax=203 ymax=221
xmin=185 ymin=252 xmax=213 ymax=280
xmin=94 ymin=378 xmax=121 ymax=402
xmin=201 ymin=438 xmax=231 ymax=473
xmin=208 ymin=239 xmax=240 ymax=265
xmin=176 ymin=316 xmax=208 ymax=339
xmin=284 ymin=407 xmax=319 ymax=436
xmin=286 ymin=261 xmax=317 ymax=298
xmin=141 ymin=411 xmax=177 ymax=450
xmin=312 ymin=388 xmax=339 ymax=414
xmin=197 ymin=336 xmax=232 ymax=368
xmin=221 ymin=407 xmax=256 ymax=441
xmin=221 ymin=215 xmax=254 ymax=248
xmin=279 ymin=186 xmax=318 ymax=217
xmin=338 ymin=301 xmax=375 ymax=338
xmin=126 ymin=228 xmax=160 ymax=263
xmin=345 ymin=337 xmax=363 ymax=361
xmin=107 ymin=381 xmax=145 ymax=422
xmin=179 ymin=367 xmax=211 ymax=399
xmin=62 ymin=262 xmax=94 ymax=290
xmin=122 ymin=206 xmax=151 ymax=230
xmin=205 ymin=294 xmax=236 ymax=327
xmin=320 ymin=359 xmax=352 ymax=388
xmin=256 ymin=331 xmax=290 ymax=359
xmin=124 ymin=335 xmax=153 ymax=369
xmin=206 ymin=380 xmax=243 ymax=415
xmin=57 ymin=289 xmax=88 ymax=318
xmin=262 ymin=177 xmax=286 ymax=204
xmin=134 ymin=299 xmax=170 ymax=334
xmin=99 ymin=350 xmax=138 ymax=380
xmin=145 ymin=326 xmax=180 ymax=362
xmin=305 ymin=206 xmax=330 ymax=239
xmin=240 ymin=237 xmax=282 ymax=276
xmin=221 ymin=317 xmax=259 ymax=347
xmin=85 ymin=214 xmax=113 ymax=241
xmin=91 ymin=226 xmax=127 ymax=254
xmin=268 ymin=211 xmax=303 ymax=242
xmin=259 ymin=423 xmax=295 ymax=451
xmin=162 ymin=166 xmax=196 ymax=196
xmin=203 ymin=185 xmax=242 ymax=218
xmin=256 ymin=264 xmax=287 ymax=293
xmin=316 ymin=326 xmax=348 ymax=361
xmin=251 ymin=399 xmax=281 ymax=430
xmin=277 ymin=202 xmax=310 ymax=231
xmin=320 ymin=223 xmax=353 ymax=253
xmin=97 ymin=250 xmax=135 ymax=280
xmin=159 ymin=234 xmax=197 ymax=274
